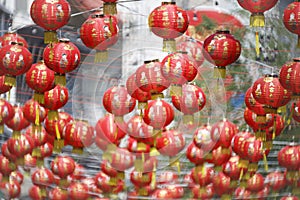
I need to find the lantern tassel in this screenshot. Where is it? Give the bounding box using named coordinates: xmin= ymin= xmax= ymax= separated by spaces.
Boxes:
xmin=170 ymin=84 xmax=182 ymax=96
xmin=263 ymin=153 xmax=268 ymax=172
xmin=150 ymin=162 xmax=156 ymax=188
xmin=103 ymin=2 xmax=117 ymax=15
xmin=35 ymin=105 xmax=40 ymax=126
xmin=55 ymin=123 xmax=61 ymax=140
xmin=250 ymin=13 xmax=265 ymax=27
xmin=95 ymin=50 xmax=108 ymax=63
xmin=214 ymin=66 xmax=226 ymax=79
xmin=183 ymin=114 xmax=194 ymax=125
xmin=34 ymin=92 xmax=45 ymax=104
xmin=44 ymin=31 xmax=58 ymax=44
xmin=0 ymin=125 xmax=3 ymax=134
xmin=4 ymin=75 xmax=16 ymax=87
xmin=48 ymin=110 xmax=59 ymax=120
xmin=255 ymin=31 xmax=260 ymax=58
xmin=272 ymin=115 xmax=277 ymax=140
xmin=163 ymin=39 xmax=176 ymax=53
xmin=55 ymin=74 xmax=66 ymax=86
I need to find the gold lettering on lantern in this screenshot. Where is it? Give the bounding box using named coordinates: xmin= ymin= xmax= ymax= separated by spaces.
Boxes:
xmin=56 ymin=4 xmax=64 ymax=22
xmin=41 ymin=71 xmax=47 ymax=85
xmin=64 ymin=44 xmax=74 ymax=51
xmin=255 ymin=84 xmax=262 ymax=97
xmin=42 ymin=4 xmax=48 ymax=19
xmin=31 ymin=70 xmax=37 ymax=82
xmin=163 ymin=138 xmax=169 ymax=146
xmin=222 ymin=41 xmax=228 ymax=58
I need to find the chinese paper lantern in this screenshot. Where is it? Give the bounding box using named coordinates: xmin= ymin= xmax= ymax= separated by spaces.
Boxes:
xmin=68 ymin=182 xmax=90 ymax=200
xmin=245 ymin=87 xmax=267 ymax=122
xmin=148 ymin=2 xmax=189 ymax=52
xmin=157 ymin=171 xmax=178 ymax=185
xmin=193 ymin=124 xmax=217 ymax=152
xmin=70 ymin=164 xmax=85 ymax=181
xmin=64 ymin=120 xmax=94 ymax=154
xmin=29 ymin=185 xmax=44 ymax=200
xmin=30 ymin=0 xmax=71 ymax=43
xmin=102 ymin=85 xmax=136 ymax=122
xmin=5 ymin=105 xmax=30 ymax=136
xmin=25 ymin=125 xmax=50 ymax=157
xmin=135 ymin=59 xmax=170 ymax=99
xmin=1 ymin=142 xmax=17 ymax=163
xmin=41 ymin=84 xmax=69 ymax=120
xmin=103 ymin=0 xmax=117 ymax=15
xmin=191 ymin=184 xmax=214 ymax=199
xmin=212 ymin=172 xmax=235 ymax=199
xmin=237 ymin=0 xmax=278 ymax=27
xmin=171 ymin=83 xmax=206 ymax=124
xmin=101 ymin=160 xmax=124 ymax=185
xmin=252 ymin=74 xmax=291 ymax=114
xmin=25 ymin=61 xmax=55 ymax=103
xmin=0 ymin=155 xmax=16 ymax=181
xmin=161 ymin=52 xmax=198 ymax=95
xmin=143 ymin=99 xmax=174 ymax=135
xmin=49 ymin=187 xmax=68 ymax=200
xmin=165 ymin=185 xmax=184 ymax=199
xmin=0 ymin=99 xmax=14 ymax=134
xmin=0 ymin=180 xmax=20 ymax=199
xmin=223 ymin=156 xmax=244 ymax=181
xmin=0 ymin=32 xmax=28 ymax=48
xmin=9 ymin=171 xmax=23 ymax=185
xmin=208 ymin=146 xmax=232 ymax=169
xmin=80 ymin=13 xmax=118 ymax=62
xmin=43 ymin=38 xmax=80 ymax=85
xmin=152 ymin=189 xmax=174 ymax=199
xmin=177 ymin=37 xmax=205 ymax=67
xmin=186 ymin=142 xmax=206 ymax=166
xmin=95 ymin=171 xmax=125 ymax=194
xmin=130 ymin=171 xmax=153 ymax=196
xmin=81 ymin=178 xmax=103 ymax=198
xmin=191 ymin=166 xmax=214 ymax=186
xmin=23 ymin=99 xmax=47 ymax=125
xmin=283 ymin=1 xmax=300 ymax=47
xmin=246 ymin=173 xmax=265 ymax=192
xmin=0 ymin=44 xmax=33 ymax=86
xmin=106 ymin=148 xmax=134 ymax=177
xmin=51 ymin=156 xmax=75 ymax=187
xmin=0 ymin=76 xmax=12 ymax=94
xmin=203 ymin=30 xmax=241 ymax=78
xmin=265 ymin=171 xmax=286 ymax=192
xmin=280 ymin=58 xmax=300 ymax=98
xmin=126 ymin=73 xmax=151 ymax=109
xmin=31 ymin=167 xmax=54 ymax=198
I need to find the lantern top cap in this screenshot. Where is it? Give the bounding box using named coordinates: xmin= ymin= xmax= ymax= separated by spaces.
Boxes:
xmin=293 ymin=58 xmax=300 ymax=62
xmin=144 ymin=59 xmax=159 ymax=64
xmin=91 ymin=13 xmax=104 ymax=18
xmin=264 ymin=74 xmax=278 ymax=78
xmin=59 ymin=38 xmax=70 ymax=43
xmin=162 ymin=2 xmax=176 ymax=5
xmin=216 ymin=30 xmax=230 ymax=34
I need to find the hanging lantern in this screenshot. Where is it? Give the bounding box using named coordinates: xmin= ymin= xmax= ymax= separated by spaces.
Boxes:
xmin=101 ymin=160 xmax=125 ymax=185
xmin=94 ymin=171 xmax=125 ymax=194
xmin=143 ymin=99 xmax=174 ymax=136
xmin=246 ymin=173 xmax=265 ymax=192
xmin=43 ymin=39 xmax=81 ymax=86
xmin=234 ymin=187 xmax=252 ymax=199
xmin=130 ymin=171 xmax=153 ymax=196
xmin=0 ymin=76 xmax=12 ymax=94
xmin=5 ymin=105 xmax=30 ymax=136
xmin=152 ymin=189 xmax=174 ymax=199
xmin=29 ymin=185 xmax=45 ymax=200
xmin=245 ymin=87 xmax=267 ymax=123
xmin=0 ymin=32 xmax=28 ymax=48
xmin=81 ymin=178 xmax=103 ymax=198
xmin=171 ymin=83 xmax=206 ymax=124
xmin=280 ymin=58 xmax=300 ymax=98
xmin=191 ymin=184 xmax=214 ymax=199
xmin=102 ymin=85 xmax=136 ymax=122
xmin=252 ymin=74 xmax=291 ymax=114
xmin=157 ymin=171 xmax=178 ymax=185
xmin=0 ymin=99 xmax=14 ymax=134
xmin=135 ymin=59 xmax=170 ymax=99
xmin=223 ymin=156 xmax=244 ymax=181
xmin=0 ymin=180 xmax=21 ymax=199
xmin=50 ymin=155 xmax=75 ymax=187
xmin=278 ymin=144 xmax=300 ymax=179
xmin=148 ymin=2 xmax=189 ymax=52
xmin=23 ymin=99 xmax=47 ymax=126
xmin=106 ymin=148 xmax=134 ymax=176
xmin=212 ymin=172 xmax=235 ymax=199
xmin=25 ymin=125 xmax=50 ymax=158
xmin=186 ymin=142 xmax=206 ymax=166
xmin=0 ymin=155 xmax=16 ymax=181
xmin=41 ymin=85 xmax=69 ymax=120
xmin=191 ymin=166 xmax=214 ymax=186
xmin=176 ymin=37 xmax=205 ymax=67
xmin=207 ymin=146 xmax=232 ymax=170
xmin=25 ymin=61 xmax=55 ymax=104
xmin=103 ymin=0 xmax=117 ymax=15
xmin=30 ymin=0 xmax=71 ymax=43
xmin=203 ymin=30 xmax=241 ymax=78
xmin=126 ymin=73 xmax=151 ymax=109
xmin=80 ymin=13 xmax=118 ymax=62
xmin=283 ymin=1 xmax=300 ymax=47
xmin=265 ymin=171 xmax=286 ymax=192
xmin=193 ymin=124 xmax=217 ymax=152
xmin=70 ymin=164 xmax=85 ymax=181
xmin=68 ymin=182 xmax=90 ymax=200
xmin=0 ymin=44 xmax=33 ymax=86
xmin=64 ymin=120 xmax=94 ymax=154
xmin=165 ymin=185 xmax=184 ymax=199
xmin=49 ymin=187 xmax=68 ymax=200
xmin=1 ymin=142 xmax=17 ymax=163
xmin=9 ymin=171 xmax=23 ymax=185
xmin=31 ymin=167 xmax=54 ymax=198
xmin=161 ymin=52 xmax=198 ymax=95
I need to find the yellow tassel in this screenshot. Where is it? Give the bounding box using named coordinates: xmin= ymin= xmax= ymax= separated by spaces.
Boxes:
xmin=95 ymin=50 xmax=108 ymax=63
xmin=35 ymin=105 xmax=40 ymax=126
xmin=250 ymin=14 xmax=265 ymax=27
xmin=7 ymin=90 xmax=10 ymax=101
xmin=239 ymin=168 xmax=244 ymax=181
xmin=272 ymin=115 xmax=277 ymax=140
xmin=54 ymin=74 xmax=66 ymax=86
xmin=4 ymin=75 xmax=16 ymax=87
xmin=163 ymin=39 xmax=176 ymax=53
xmin=263 ymin=153 xmax=268 ymax=172
xmin=150 ymin=162 xmax=156 ymax=188
xmin=255 ymin=31 xmax=260 ymax=58
xmin=214 ymin=67 xmax=226 ymax=79
xmin=151 ymin=93 xmax=164 ymax=100
xmin=72 ymin=147 xmax=83 ymax=154
xmin=134 ymin=158 xmax=144 ymax=172
xmin=55 ymin=123 xmax=61 ymax=140
xmin=0 ymin=125 xmax=3 ymax=134
xmin=170 ymin=85 xmax=182 ymax=96
xmin=44 ymin=31 xmax=58 ymax=44
xmin=34 ymin=92 xmax=45 ymax=104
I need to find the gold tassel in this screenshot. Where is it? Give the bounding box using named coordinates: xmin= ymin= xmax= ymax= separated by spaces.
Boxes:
xmin=256 ymin=115 xmax=266 ymax=123
xmin=255 ymin=31 xmax=260 ymax=58
xmin=170 ymin=84 xmax=182 ymax=96
xmin=72 ymin=147 xmax=83 ymax=154
xmin=48 ymin=110 xmax=59 ymax=120
xmin=163 ymin=39 xmax=176 ymax=53
xmin=55 ymin=74 xmax=66 ymax=86
xmin=0 ymin=125 xmax=3 ymax=134
xmin=103 ymin=2 xmax=117 ymax=15
xmin=150 ymin=162 xmax=156 ymax=188
xmin=117 ymin=172 xmax=125 ymax=180
xmin=263 ymin=153 xmax=268 ymax=172
xmin=44 ymin=31 xmax=58 ymax=44
xmin=7 ymin=90 xmax=10 ymax=102
xmin=108 ymin=177 xmax=117 ymax=186
xmin=138 ymin=102 xmax=148 ymax=110
xmin=35 ymin=105 xmax=40 ymax=126
xmin=12 ymin=131 xmax=21 ymax=139
xmin=32 ymin=148 xmax=41 ymax=158
xmin=151 ymin=93 xmax=164 ymax=100
xmin=34 ymin=92 xmax=45 ymax=104
xmin=95 ymin=50 xmax=108 ymax=63
xmin=55 ymin=123 xmax=61 ymax=140
xmin=134 ymin=158 xmax=144 ymax=172
xmin=36 ymin=158 xmax=44 ymax=168
xmin=214 ymin=67 xmax=226 ymax=79
xmin=272 ymin=115 xmax=277 ymax=140
xmin=114 ymin=116 xmax=123 ymax=123
xmin=4 ymin=75 xmax=16 ymax=87
xmin=250 ymin=14 xmax=265 ymax=27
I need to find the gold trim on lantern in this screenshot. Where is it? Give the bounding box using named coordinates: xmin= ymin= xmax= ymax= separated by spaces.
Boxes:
xmin=214 ymin=66 xmax=226 ymax=79
xmin=170 ymin=157 xmax=180 ymax=173
xmin=103 ymin=2 xmax=117 ymax=15
xmin=248 ymin=162 xmax=258 ymax=172
xmin=255 ymin=131 xmax=266 ymax=141
xmin=32 ymin=148 xmax=42 ymax=158
xmin=108 ymin=177 xmax=118 ymax=186
xmin=16 ymin=157 xmax=25 ymax=166
xmin=163 ymin=38 xmax=176 ymax=53
xmin=250 ymin=13 xmax=265 ymax=27
xmin=4 ymin=75 xmax=16 ymax=87
xmin=138 ymin=188 xmax=149 ymax=196
xmin=256 ymin=115 xmax=266 ymax=123
xmin=263 ymin=140 xmax=273 ymax=150
xmin=12 ymin=131 xmax=21 ymax=139
xmin=0 ymin=125 xmax=3 ymax=134
xmin=150 ymin=147 xmax=160 ymax=157
xmin=114 ymin=116 xmax=124 ymax=123
xmin=151 ymin=93 xmax=164 ymax=100
xmin=53 ymin=139 xmax=64 ymax=153
xmin=36 ymin=158 xmax=44 ymax=168
xmin=44 ymin=31 xmax=58 ymax=44
xmin=95 ymin=50 xmax=108 ymax=63
xmin=221 ymin=194 xmax=232 ymax=200
xmin=263 ymin=106 xmax=277 ymax=114
xmin=138 ymin=101 xmax=148 ymax=110
xmin=134 ymin=158 xmax=144 ymax=172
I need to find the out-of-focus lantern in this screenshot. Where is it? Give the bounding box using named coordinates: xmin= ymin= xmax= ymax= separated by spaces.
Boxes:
xmin=283 ymin=1 xmax=300 ymax=47
xmin=280 ymin=58 xmax=300 ymax=98
xmin=148 ymin=2 xmax=189 ymax=52
xmin=0 ymin=76 xmax=12 ymax=94
xmin=23 ymin=99 xmax=47 ymax=126
xmin=5 ymin=105 xmax=30 ymax=136
xmin=31 ymin=167 xmax=54 ymax=198
xmin=30 ymin=0 xmax=71 ymax=43
xmin=68 ymin=182 xmax=90 ymax=200
xmin=0 ymin=99 xmax=14 ymax=134
xmin=0 ymin=180 xmax=21 ymax=199
xmin=245 ymin=87 xmax=267 ymax=122
xmin=246 ymin=173 xmax=265 ymax=192
xmin=50 ymin=156 xmax=75 ymax=187
xmin=177 ymin=38 xmax=205 ymax=67
xmin=103 ymin=0 xmax=117 ymax=15
xmin=49 ymin=187 xmax=68 ymax=200
xmin=0 ymin=32 xmax=28 ymax=48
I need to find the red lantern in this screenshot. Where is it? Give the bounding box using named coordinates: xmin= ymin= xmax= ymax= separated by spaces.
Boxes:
xmin=191 ymin=166 xmax=214 ymax=186
xmin=31 ymin=167 xmax=54 ymax=198
xmin=29 ymin=185 xmax=45 ymax=200
xmin=208 ymin=146 xmax=232 ymax=167
xmin=68 ymin=182 xmax=90 ymax=200
xmin=223 ymin=156 xmax=244 ymax=181
xmin=107 ymin=148 xmax=134 ymax=173
xmin=212 ymin=172 xmax=234 ymax=198
xmin=152 ymin=189 xmax=174 ymax=199
xmin=252 ymin=74 xmax=291 ymax=113
xmin=148 ymin=2 xmax=189 ymax=52
xmin=191 ymin=184 xmax=214 ymax=199
xmin=0 ymin=76 xmax=12 ymax=94
xmin=0 ymin=44 xmax=33 ymax=86
xmin=130 ymin=171 xmax=152 ymax=188
xmin=246 ymin=173 xmax=265 ymax=192
xmin=102 ymin=85 xmax=136 ymax=122
xmin=80 ymin=13 xmax=118 ymax=62
xmin=0 ymin=99 xmax=14 ymax=134
xmin=186 ymin=142 xmax=206 ymax=166
xmin=265 ymin=114 xmax=285 ymax=141
xmin=278 ymin=144 xmax=300 ymax=171
xmin=64 ymin=120 xmax=94 ymax=154
xmin=0 ymin=180 xmax=21 ymax=199
xmin=1 ymin=142 xmax=17 ymax=162
xmin=95 ymin=113 xmax=126 ymax=150
xmin=103 ymin=0 xmax=117 ymax=15
xmin=49 ymin=187 xmax=68 ymax=200
xmin=0 ymin=32 xmax=28 ymax=48
xmin=135 ymin=59 xmax=170 ymax=99
xmin=50 ymin=156 xmax=75 ymax=187
xmin=156 ymin=130 xmax=185 ymax=157
xmin=95 ymin=171 xmax=124 ymax=194
xmin=237 ymin=0 xmax=278 ymax=27
xmin=157 ymin=171 xmax=178 ymax=185
xmin=161 ymin=52 xmax=198 ymax=94
xmin=0 ymin=155 xmax=16 ymax=180
xmin=203 ymin=30 xmax=241 ymax=78
xmin=234 ymin=187 xmax=252 ymax=199
xmin=143 ymin=99 xmax=174 ymax=134
xmin=126 ymin=73 xmax=151 ymax=109
xmin=171 ymin=83 xmax=206 ymax=124
xmin=165 ymin=185 xmax=184 ymax=199
xmin=244 ymin=108 xmax=275 ymax=132
xmin=23 ymin=99 xmax=47 ymax=125
xmin=9 ymin=171 xmax=23 ymax=185
xmin=266 ymin=171 xmax=286 ymax=192
xmin=280 ymin=58 xmax=300 ymax=98
xmin=30 ymin=0 xmax=71 ymax=43
xmin=43 ymin=39 xmax=80 ymax=85
xmin=101 ymin=160 xmax=122 ymax=182
xmin=177 ymin=38 xmax=205 ymax=67
xmin=25 ymin=125 xmax=49 ymax=153
xmin=283 ymin=2 xmax=300 ymax=47
xmin=41 ymin=85 xmax=69 ymax=120
xmin=5 ymin=105 xmax=30 ymax=135
xmin=193 ymin=124 xmax=216 ymax=152
xmin=127 ymin=137 xmax=151 ymax=171
xmin=245 ymin=87 xmax=267 ymax=122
